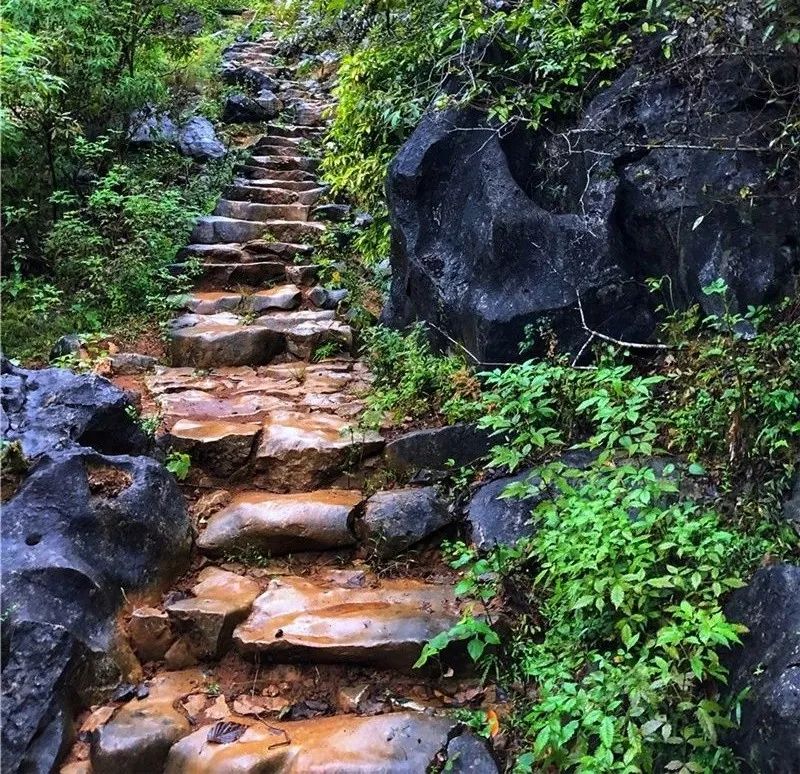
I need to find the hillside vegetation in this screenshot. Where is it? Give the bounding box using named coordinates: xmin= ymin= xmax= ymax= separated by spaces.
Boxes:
xmin=1 ymin=0 xmax=798 ymax=771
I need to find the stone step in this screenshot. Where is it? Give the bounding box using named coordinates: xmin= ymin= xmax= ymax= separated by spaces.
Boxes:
xmin=169 ymin=310 xmax=351 ymax=368
xmin=233 ymin=176 xmax=323 ymax=192
xmin=170 ymin=260 xmax=290 ymax=288
xmin=164 ymin=713 xmax=497 ymax=773
xmin=247 ymin=142 xmax=306 ymax=158
xmin=169 ymin=418 xmax=262 ymax=476
xmin=190 ymin=215 xmax=324 ymax=244
xmin=157 ymin=387 xmax=291 ymax=424
xmin=197 ymin=489 xmax=363 ymax=555
xmin=232 ymin=574 xmax=464 ymax=668
xmin=165 ymin=568 xmax=261 ymax=661
xmin=213 ymin=199 xmax=310 ymax=222
xmin=264 ymin=123 xmax=325 ymax=139
xmin=179 ymin=241 xmax=312 ymax=263
xmin=239 ymin=165 xmax=318 ymax=183
xmin=248 ymin=155 xmax=320 ymax=172
xmin=252 ymin=134 xmax=301 ymax=148
xmin=253 ymin=408 xmax=383 ymax=490
xmin=224 ymin=183 xmax=325 ymax=205
xmin=181 ymin=285 xmax=301 ymax=314
xmin=169 ymin=408 xmax=380 ymax=485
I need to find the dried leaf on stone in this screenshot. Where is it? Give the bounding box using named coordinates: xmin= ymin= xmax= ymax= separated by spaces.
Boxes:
xmin=79 ymin=705 xmax=115 ymax=733
xmin=207 ymin=721 xmax=248 ymax=745
xmin=233 ymin=695 xmax=269 ymax=716
xmin=206 ymin=694 xmax=231 ymax=720
xmin=182 ymin=693 xmax=208 ymax=719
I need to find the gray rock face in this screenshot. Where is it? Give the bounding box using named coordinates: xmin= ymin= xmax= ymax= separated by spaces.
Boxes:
xmin=385 ymin=423 xmax=493 ymax=475
xmin=1 ymin=362 xmax=149 ymax=459
xmin=178 ymin=116 xmax=226 ymax=160
xmin=109 ymin=353 xmax=158 ymax=375
xmin=384 ymin=51 xmax=799 ymax=362
xmin=724 ymin=564 xmax=800 ymax=772
xmin=358 ymin=487 xmax=452 ymax=557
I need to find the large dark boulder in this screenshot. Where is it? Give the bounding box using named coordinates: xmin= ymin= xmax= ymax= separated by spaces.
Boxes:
xmin=1 ymin=449 xmax=192 ymax=773
xmin=724 ymin=564 xmax=800 ymax=772
xmin=1 ymin=366 xmax=190 ymax=773
xmin=1 ymin=362 xmax=148 ymax=460
xmin=222 ymin=93 xmax=277 ymax=123
xmin=384 ymin=50 xmax=798 ymax=362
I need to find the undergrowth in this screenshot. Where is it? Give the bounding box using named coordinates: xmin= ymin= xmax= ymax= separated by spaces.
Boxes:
xmin=367 ymin=287 xmax=799 ymax=771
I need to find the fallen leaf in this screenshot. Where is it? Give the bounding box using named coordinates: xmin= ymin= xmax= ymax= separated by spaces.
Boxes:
xmin=233 ymin=695 xmax=267 ymax=716
xmin=207 ymin=721 xmax=247 ymax=744
xmin=206 ymin=695 xmax=231 ymax=720
xmin=182 ymin=694 xmax=208 ymax=719
xmin=80 ymin=705 xmax=115 ymax=733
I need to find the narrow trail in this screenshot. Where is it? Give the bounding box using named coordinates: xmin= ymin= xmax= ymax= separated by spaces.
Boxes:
xmin=63 ymin=31 xmax=499 ymax=774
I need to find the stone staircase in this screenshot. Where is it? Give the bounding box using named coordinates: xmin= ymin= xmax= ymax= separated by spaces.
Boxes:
xmin=68 ymin=33 xmax=498 ymax=774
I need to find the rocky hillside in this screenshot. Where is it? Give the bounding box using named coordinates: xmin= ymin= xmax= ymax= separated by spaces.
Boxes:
xmin=1 ymin=2 xmax=799 ymax=773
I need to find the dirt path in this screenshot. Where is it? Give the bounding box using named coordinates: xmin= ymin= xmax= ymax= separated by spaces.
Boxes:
xmin=61 ymin=32 xmax=499 ymax=774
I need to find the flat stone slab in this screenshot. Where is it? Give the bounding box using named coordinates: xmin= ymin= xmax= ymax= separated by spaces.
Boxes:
xmin=197 ymin=489 xmax=362 ymax=555
xmin=91 ymin=670 xmax=204 ymax=774
xmin=183 ymin=291 xmax=243 ymax=314
xmin=167 ymin=568 xmax=261 ymax=658
xmin=233 ymin=575 xmax=461 ymax=668
xmin=255 ymin=410 xmax=383 ymax=490
xmin=169 ymin=312 xmax=284 ymax=368
xmin=164 ymin=712 xmax=497 ymax=773
xmin=190 ymin=215 xmax=271 ymax=244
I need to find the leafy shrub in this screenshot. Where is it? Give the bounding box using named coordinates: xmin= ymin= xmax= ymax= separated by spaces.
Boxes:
xmin=360 ymin=323 xmax=479 ymax=426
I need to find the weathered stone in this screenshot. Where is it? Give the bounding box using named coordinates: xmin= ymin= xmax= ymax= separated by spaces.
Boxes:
xmin=2 ymin=448 xmax=191 ymax=771
xmin=723 ymin=564 xmax=800 ymax=772
xmin=1 ymin=362 xmax=148 ymax=459
xmin=233 ymin=575 xmax=462 ymax=668
xmin=128 ymin=607 xmax=173 ymax=663
xmin=129 ymin=109 xmax=177 ymax=145
xmin=247 ymin=284 xmax=301 ymax=312
xmin=255 ymin=88 xmax=282 ymax=116
xmin=165 ymin=713 xmax=494 ymax=774
xmin=166 ymin=568 xmax=260 ymax=658
xmin=312 ymin=203 xmax=351 ymax=222
xmin=781 ymin=467 xmax=800 ymax=531
xmin=255 ymin=310 xmax=352 ymax=358
xmin=358 ymin=486 xmax=452 ymax=557
xmin=222 ymin=92 xmax=275 ymax=123
xmin=90 ymin=670 xmax=203 ymax=774
xmin=183 ymin=292 xmax=243 ymax=315
xmin=169 ymin=312 xmax=284 ymax=368
xmin=157 ymin=389 xmax=289 ymax=424
xmin=109 ymin=353 xmax=158 ymax=375
xmin=254 ymin=410 xmax=383 ymax=490
xmin=49 ymin=333 xmax=83 ymax=361
xmin=197 ymin=489 xmax=362 ymax=555
xmin=177 ymin=117 xmax=225 ymax=160
xmin=168 ymin=419 xmax=261 ymax=476
xmin=385 ymin=423 xmax=493 ymax=475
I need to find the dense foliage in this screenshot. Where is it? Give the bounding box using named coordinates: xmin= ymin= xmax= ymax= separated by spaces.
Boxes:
xmin=1 ymin=0 xmax=243 ymax=359
xmin=372 ymin=289 xmax=799 ymax=770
